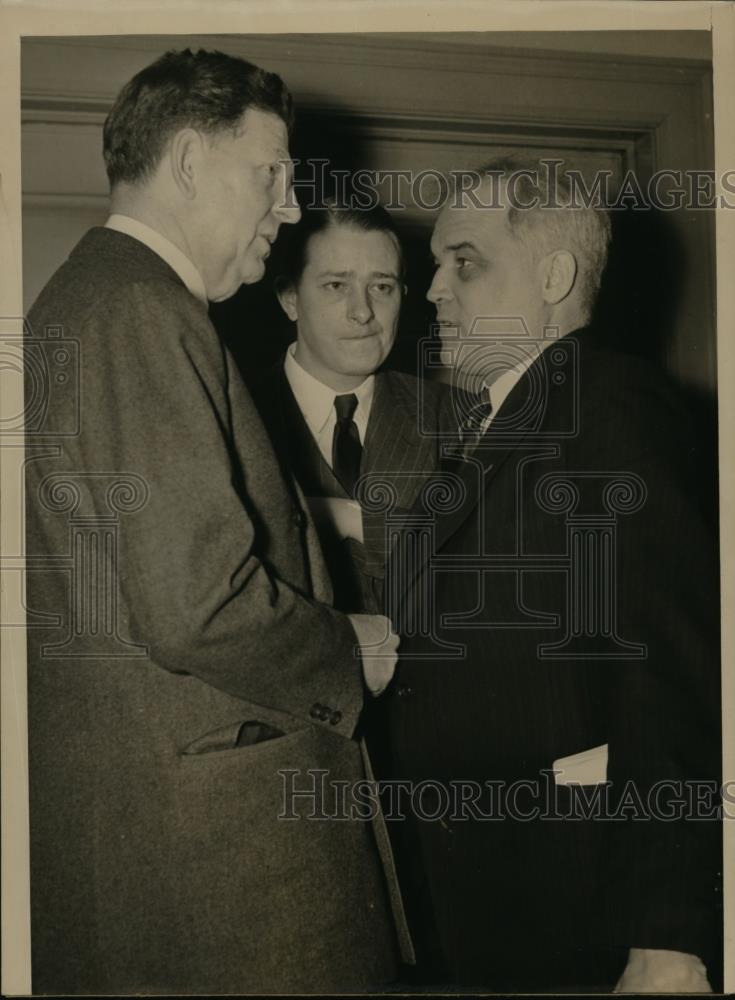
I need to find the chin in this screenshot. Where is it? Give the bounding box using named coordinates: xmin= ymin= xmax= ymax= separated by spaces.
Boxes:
xmin=211 ymin=285 xmax=242 ymax=303
xmin=240 ymin=256 xmax=267 ymax=287
xmin=345 ymin=342 xmax=386 ymax=369
xmin=209 ymin=273 xmax=244 ymax=302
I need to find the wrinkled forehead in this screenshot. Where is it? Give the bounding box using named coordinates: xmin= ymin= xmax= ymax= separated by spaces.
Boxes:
xmin=431 ymin=195 xmax=511 ymax=255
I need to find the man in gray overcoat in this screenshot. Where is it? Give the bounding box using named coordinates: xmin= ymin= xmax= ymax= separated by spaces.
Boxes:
xmin=24 ymin=48 xmax=405 ymax=995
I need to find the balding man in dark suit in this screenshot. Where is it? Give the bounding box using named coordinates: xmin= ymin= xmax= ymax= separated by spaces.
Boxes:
xmin=386 ymin=157 xmax=721 ymax=994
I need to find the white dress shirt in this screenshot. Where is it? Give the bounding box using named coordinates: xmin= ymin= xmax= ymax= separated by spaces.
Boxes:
xmin=105 ymin=213 xmax=208 ymax=306
xmin=283 ymin=342 xmax=375 ymax=469
xmin=283 ymin=344 xmax=374 ymax=543
xmin=479 ymin=336 xmax=558 ymax=434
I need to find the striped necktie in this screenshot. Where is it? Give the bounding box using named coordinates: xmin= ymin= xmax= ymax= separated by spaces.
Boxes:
xmin=458 ymin=390 xmax=494 ymax=459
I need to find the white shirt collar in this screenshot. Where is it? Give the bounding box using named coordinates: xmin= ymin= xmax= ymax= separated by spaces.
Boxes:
xmin=105 ymin=214 xmax=208 ymax=306
xmin=483 ymin=337 xmax=556 ymax=421
xmin=283 ymin=342 xmax=375 ymax=444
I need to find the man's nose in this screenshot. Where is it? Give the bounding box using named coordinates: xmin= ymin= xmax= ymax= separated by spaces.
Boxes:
xmin=272 ymin=182 xmax=301 ymax=226
xmin=349 ymin=288 xmax=374 ymax=324
xmin=427 ymin=266 xmax=450 ymax=305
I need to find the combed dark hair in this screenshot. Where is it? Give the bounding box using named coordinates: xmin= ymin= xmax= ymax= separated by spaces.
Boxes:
xmin=103 ymin=48 xmax=294 ymax=187
xmin=278 ymin=201 xmax=405 ymax=287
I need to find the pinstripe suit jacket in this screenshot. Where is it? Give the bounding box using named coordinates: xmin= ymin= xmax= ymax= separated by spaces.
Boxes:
xmin=254 ymin=364 xmax=456 ymax=614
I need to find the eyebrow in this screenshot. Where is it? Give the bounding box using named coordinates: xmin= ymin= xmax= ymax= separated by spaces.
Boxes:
xmin=445 ymin=241 xmax=481 ymax=254
xmin=316 ymin=270 xmax=399 ymax=280
xmin=430 ymin=239 xmax=483 ymax=261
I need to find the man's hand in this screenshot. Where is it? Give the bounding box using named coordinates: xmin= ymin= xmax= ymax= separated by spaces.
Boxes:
xmin=348 ymin=614 xmax=399 ymax=697
xmin=614 ymin=948 xmax=711 ymax=993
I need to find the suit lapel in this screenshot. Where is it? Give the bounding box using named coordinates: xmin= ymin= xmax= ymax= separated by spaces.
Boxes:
xmin=430 ymin=433 xmax=524 ymax=553
xmin=276 ymin=369 xmax=350 ymax=500
xmin=394 ymin=337 xmax=579 ymax=594
xmin=361 ymin=372 xmax=440 ymax=576
xmin=364 ymin=372 xmax=439 ymax=504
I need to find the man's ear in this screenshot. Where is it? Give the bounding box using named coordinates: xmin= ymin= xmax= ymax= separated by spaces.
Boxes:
xmin=540 ymin=249 xmax=577 ymax=305
xmin=169 ymin=128 xmax=205 ymax=200
xmin=275 ymin=277 xmax=298 ymax=322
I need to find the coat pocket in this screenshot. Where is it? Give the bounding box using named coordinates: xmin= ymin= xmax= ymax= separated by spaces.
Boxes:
xmin=179 ymin=719 xmax=302 ymax=761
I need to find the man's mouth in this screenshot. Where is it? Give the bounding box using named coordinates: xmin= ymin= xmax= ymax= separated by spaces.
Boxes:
xmin=343 ymin=330 xmax=380 ymax=340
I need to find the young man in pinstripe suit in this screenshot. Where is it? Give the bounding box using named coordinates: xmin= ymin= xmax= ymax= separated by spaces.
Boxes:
xmin=255 ymin=202 xmax=455 ymax=616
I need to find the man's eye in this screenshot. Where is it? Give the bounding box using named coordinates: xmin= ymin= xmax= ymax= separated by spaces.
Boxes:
xmin=372 ymin=283 xmax=396 ymax=295
xmin=324 ymin=281 xmax=344 ymax=291
xmin=455 ymin=257 xmax=478 ymax=280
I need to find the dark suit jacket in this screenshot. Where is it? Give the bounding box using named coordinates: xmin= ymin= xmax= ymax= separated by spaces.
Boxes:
xmin=24 ymin=228 xmax=401 ymax=994
xmin=254 ymin=364 xmax=456 ymax=614
xmin=386 ymin=327 xmax=721 ymax=990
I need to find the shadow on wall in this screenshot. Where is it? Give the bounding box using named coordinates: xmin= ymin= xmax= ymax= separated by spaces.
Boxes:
xmin=593 ymin=205 xmax=719 ymax=529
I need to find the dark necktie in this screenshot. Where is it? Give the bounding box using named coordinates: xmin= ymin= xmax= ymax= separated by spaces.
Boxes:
xmin=332 ymin=393 xmax=362 ymax=496
xmin=458 ymin=390 xmax=494 ymax=458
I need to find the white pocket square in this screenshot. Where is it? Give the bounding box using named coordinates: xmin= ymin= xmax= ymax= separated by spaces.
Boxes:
xmin=552 ymin=742 xmax=608 ymax=785
xmin=306 ymin=496 xmax=364 ymax=543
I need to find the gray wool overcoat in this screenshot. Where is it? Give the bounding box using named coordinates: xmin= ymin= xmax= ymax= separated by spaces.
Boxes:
xmin=24 ymin=227 xmax=407 ymax=995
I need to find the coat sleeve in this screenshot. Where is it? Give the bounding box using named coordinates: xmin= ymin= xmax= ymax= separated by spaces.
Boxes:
xmin=82 ymin=279 xmax=364 ymax=736
xmin=584 ymin=363 xmax=721 ymax=968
